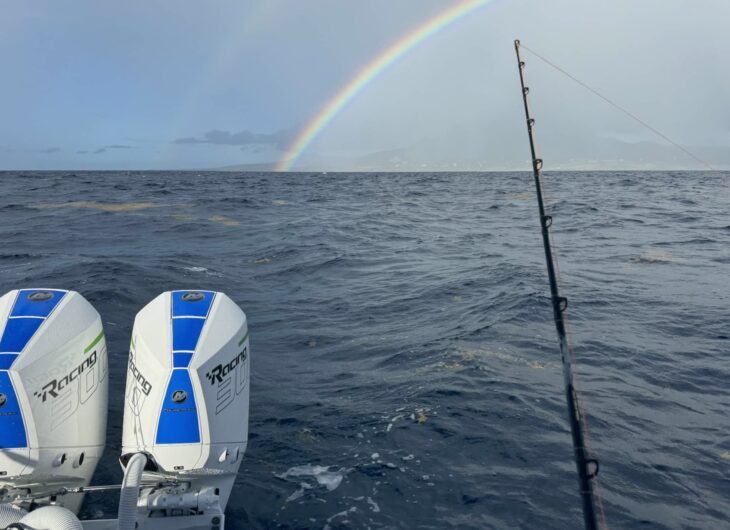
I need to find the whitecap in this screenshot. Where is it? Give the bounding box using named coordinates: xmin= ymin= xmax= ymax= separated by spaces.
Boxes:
xmin=366 ymin=497 xmax=380 ymax=513
xmin=276 ymin=464 xmax=346 ymax=492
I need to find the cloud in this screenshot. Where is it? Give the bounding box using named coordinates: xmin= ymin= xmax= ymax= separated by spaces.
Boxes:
xmin=76 ymin=144 xmax=135 ymax=155
xmin=40 ymin=147 xmax=61 ymax=153
xmin=174 ymin=128 xmax=294 ymax=150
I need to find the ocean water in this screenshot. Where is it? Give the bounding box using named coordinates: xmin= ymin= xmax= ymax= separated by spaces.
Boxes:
xmin=0 ymin=171 xmax=728 ymax=529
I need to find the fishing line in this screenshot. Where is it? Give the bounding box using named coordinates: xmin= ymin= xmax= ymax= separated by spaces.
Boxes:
xmin=534 ymin=74 xmax=611 ymax=530
xmin=520 ymin=43 xmax=715 ymax=171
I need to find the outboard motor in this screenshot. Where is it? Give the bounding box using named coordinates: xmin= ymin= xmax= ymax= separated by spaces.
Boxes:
xmin=121 ymin=290 xmax=249 ymax=528
xmin=0 ymin=289 xmax=108 ymax=515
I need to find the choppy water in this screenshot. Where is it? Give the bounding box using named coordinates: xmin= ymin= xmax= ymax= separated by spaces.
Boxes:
xmin=0 ymin=171 xmax=728 ymax=529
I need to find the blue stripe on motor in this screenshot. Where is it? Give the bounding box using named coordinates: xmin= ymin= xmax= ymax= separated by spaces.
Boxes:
xmin=171 ymin=291 xmax=215 ymax=318
xmin=0 ymin=318 xmax=44 ymax=353
xmin=172 ymin=318 xmax=205 ymax=352
xmin=156 ymin=369 xmax=200 ymax=444
xmin=0 ymin=371 xmax=28 ymax=449
xmin=11 ymin=289 xmax=66 ymax=318
xmin=173 ymin=352 xmax=193 ymax=368
xmin=0 ymin=355 xmax=18 ymax=370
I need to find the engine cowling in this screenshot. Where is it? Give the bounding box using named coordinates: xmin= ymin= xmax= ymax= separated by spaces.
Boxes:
xmin=0 ymin=289 xmax=107 ymax=513
xmin=121 ymin=290 xmax=249 ymax=509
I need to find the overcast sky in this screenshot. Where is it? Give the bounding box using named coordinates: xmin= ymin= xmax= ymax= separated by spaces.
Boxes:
xmin=2 ymin=0 xmax=728 ymax=170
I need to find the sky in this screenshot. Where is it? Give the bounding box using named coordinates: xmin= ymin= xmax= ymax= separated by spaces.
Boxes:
xmin=1 ymin=0 xmax=728 ymax=170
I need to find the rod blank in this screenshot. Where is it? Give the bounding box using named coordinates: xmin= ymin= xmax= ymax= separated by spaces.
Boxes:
xmin=513 ymin=38 xmax=602 ymax=530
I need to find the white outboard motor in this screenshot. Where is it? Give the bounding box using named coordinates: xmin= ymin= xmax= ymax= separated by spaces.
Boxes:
xmin=121 ymin=291 xmax=249 ymax=528
xmin=0 ymin=289 xmax=108 ymax=515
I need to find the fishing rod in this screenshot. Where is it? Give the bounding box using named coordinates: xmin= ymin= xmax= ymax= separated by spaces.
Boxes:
xmin=513 ymin=39 xmax=603 ymax=530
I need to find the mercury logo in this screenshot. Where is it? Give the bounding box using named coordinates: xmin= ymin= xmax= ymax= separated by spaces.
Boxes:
xmin=28 ymin=291 xmax=53 ymax=302
xmin=0 ymin=393 xmax=6 ymax=407
xmin=171 ymin=390 xmax=188 ymax=403
xmin=182 ymin=292 xmax=205 ymax=302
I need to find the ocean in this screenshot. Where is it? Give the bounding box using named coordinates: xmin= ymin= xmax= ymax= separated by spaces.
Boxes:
xmin=0 ymin=171 xmax=728 ymax=529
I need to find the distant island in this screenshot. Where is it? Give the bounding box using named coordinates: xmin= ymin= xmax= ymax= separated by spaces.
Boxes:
xmin=213 ymin=134 xmax=729 ymax=172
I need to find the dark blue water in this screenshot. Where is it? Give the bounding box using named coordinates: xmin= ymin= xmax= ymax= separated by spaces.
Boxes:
xmin=1 ymin=171 xmax=728 ymax=529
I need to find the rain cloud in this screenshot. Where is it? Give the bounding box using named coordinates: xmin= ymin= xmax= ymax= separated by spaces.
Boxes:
xmin=174 ymin=129 xmax=294 ymax=151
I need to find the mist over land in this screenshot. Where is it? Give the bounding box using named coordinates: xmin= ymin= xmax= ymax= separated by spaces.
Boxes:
xmin=214 ymin=134 xmax=730 ymax=172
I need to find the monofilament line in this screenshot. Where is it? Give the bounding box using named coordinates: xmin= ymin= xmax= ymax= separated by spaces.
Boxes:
xmin=520 ymin=43 xmax=715 ymax=171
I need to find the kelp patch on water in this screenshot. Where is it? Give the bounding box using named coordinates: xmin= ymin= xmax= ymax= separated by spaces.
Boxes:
xmin=33 ymin=201 xmax=163 ymax=212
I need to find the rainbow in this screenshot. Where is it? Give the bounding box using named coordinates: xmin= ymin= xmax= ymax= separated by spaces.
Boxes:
xmin=275 ymin=0 xmax=495 ymax=171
